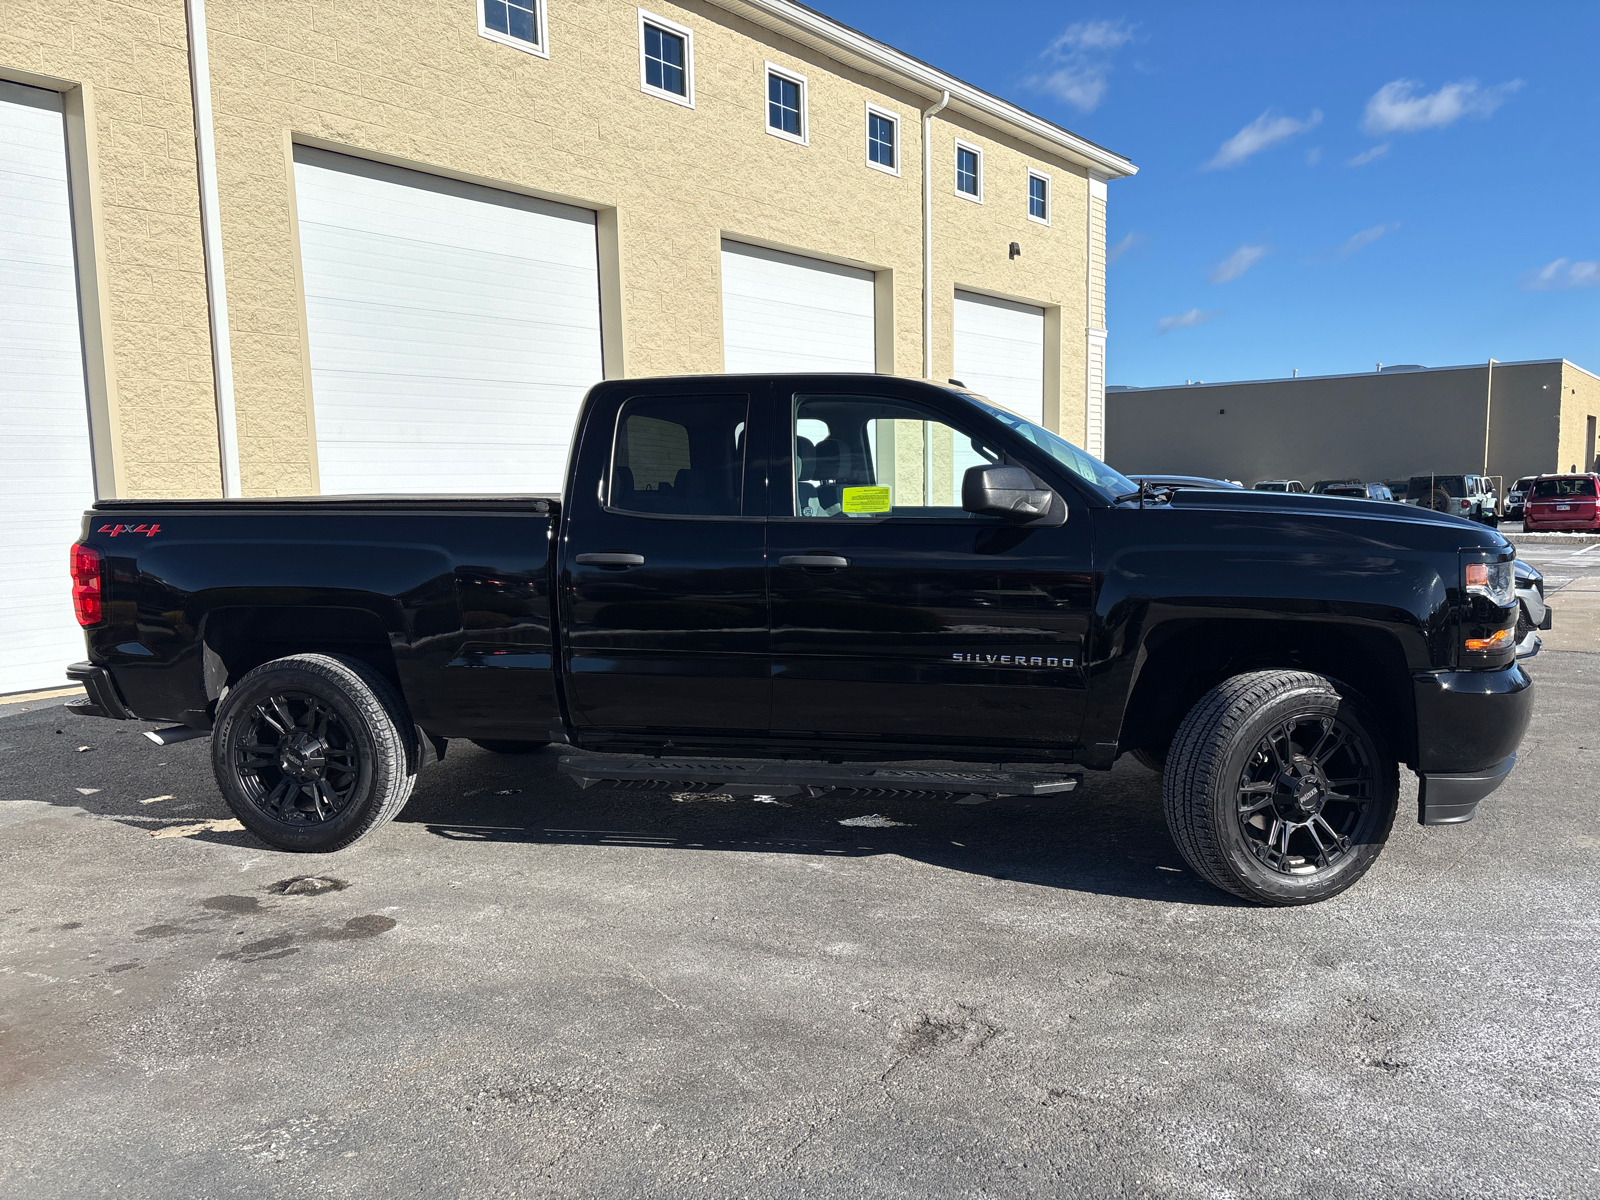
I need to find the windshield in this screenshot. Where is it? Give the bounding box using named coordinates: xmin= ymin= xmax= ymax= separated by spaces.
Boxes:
xmin=967 ymin=396 xmax=1136 ymax=496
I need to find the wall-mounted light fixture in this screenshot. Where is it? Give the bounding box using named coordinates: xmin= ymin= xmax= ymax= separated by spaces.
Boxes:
xmin=1008 ymin=242 xmax=1021 ymax=260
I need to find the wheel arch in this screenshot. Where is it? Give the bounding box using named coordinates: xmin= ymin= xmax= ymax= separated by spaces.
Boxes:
xmin=1116 ymin=617 xmax=1418 ymax=767
xmin=202 ymin=604 xmax=402 ymax=703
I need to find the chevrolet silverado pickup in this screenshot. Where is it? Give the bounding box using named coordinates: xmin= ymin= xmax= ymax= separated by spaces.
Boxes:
xmin=66 ymin=374 xmax=1533 ymax=905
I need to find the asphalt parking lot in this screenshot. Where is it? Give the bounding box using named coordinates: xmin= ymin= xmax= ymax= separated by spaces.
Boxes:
xmin=2 ymin=554 xmax=1596 ymax=1199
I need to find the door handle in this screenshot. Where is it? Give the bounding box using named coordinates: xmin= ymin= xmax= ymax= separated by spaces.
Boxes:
xmin=780 ymin=554 xmax=850 ymax=569
xmin=575 ymin=552 xmax=645 ymax=568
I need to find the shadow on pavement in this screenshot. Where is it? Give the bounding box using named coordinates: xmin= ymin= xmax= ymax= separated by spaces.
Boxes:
xmin=396 ymin=746 xmax=1242 ymax=908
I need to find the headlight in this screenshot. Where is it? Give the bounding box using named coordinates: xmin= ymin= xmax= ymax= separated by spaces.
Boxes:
xmin=1464 ymin=559 xmax=1515 ymax=607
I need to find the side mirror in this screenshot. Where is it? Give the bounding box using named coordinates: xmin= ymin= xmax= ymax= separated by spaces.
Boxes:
xmin=961 ymin=464 xmax=1056 ymax=520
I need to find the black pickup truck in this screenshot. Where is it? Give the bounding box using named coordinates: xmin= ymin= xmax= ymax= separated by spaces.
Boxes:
xmin=67 ymin=374 xmax=1533 ymax=905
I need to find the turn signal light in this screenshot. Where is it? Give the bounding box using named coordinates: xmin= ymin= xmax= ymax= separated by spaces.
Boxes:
xmin=70 ymin=543 xmax=103 ymax=626
xmin=1464 ymin=627 xmax=1513 ymax=653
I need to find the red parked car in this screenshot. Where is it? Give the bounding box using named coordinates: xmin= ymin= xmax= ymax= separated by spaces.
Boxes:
xmin=1522 ymin=474 xmax=1600 ymax=531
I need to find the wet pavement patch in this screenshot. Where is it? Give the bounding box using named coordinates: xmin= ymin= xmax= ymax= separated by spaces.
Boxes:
xmin=202 ymin=895 xmax=266 ymax=915
xmin=314 ymin=915 xmax=396 ymax=940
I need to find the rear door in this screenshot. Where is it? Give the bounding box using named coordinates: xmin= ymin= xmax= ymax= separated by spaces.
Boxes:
xmin=559 ymin=381 xmax=770 ymax=734
xmin=767 ymin=381 xmax=1094 ymax=752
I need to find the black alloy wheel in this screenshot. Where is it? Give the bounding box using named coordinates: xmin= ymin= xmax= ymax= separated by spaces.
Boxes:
xmin=211 ymin=654 xmax=417 ymax=852
xmin=1235 ymin=713 xmax=1375 ymax=876
xmin=235 ymin=692 xmax=362 ymax=825
xmin=1164 ymin=670 xmax=1398 ymax=905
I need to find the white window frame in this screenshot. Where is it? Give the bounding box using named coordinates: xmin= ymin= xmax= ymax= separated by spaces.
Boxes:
xmin=638 ymin=10 xmax=695 ymax=108
xmin=1027 ymin=168 xmax=1051 ymax=226
xmin=765 ymin=62 xmax=809 ymax=146
xmin=864 ymin=102 xmax=900 ymax=177
xmin=478 ymin=0 xmax=550 ymax=58
xmin=954 ymin=139 xmax=983 ymax=203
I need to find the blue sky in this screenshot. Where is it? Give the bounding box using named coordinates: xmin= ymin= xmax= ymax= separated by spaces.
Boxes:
xmin=825 ymin=0 xmax=1600 ymax=387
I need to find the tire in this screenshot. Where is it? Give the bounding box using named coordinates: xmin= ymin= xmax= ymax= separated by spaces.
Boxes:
xmin=1516 ymin=601 xmax=1535 ymax=642
xmin=1428 ymin=488 xmax=1452 ymax=514
xmin=470 ymin=739 xmax=549 ymax=755
xmin=1163 ymin=670 xmax=1398 ymax=906
xmin=211 ymin=653 xmax=417 ymax=852
xmin=1130 ymin=747 xmax=1166 ymax=772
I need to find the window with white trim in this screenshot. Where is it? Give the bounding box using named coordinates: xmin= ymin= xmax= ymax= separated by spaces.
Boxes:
xmin=1028 ymin=170 xmax=1050 ymax=224
xmin=955 ymin=141 xmax=982 ymax=201
xmin=480 ymin=0 xmax=548 ymax=56
xmin=766 ymin=64 xmax=807 ymax=144
xmin=866 ymin=105 xmax=898 ymax=174
xmin=638 ymin=11 xmax=693 ymax=106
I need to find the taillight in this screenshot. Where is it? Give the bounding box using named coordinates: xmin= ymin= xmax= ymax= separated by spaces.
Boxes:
xmin=70 ymin=543 xmax=103 ymax=626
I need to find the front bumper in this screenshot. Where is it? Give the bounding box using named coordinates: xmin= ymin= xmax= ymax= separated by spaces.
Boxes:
xmin=65 ymin=662 xmax=133 ymax=721
xmin=1417 ymin=755 xmax=1517 ymax=825
xmin=1412 ymin=663 xmax=1533 ymax=824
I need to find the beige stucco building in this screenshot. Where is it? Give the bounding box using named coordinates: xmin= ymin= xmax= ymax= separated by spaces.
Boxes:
xmin=1 ymin=0 xmax=1135 ymax=693
xmin=1105 ymin=359 xmax=1600 ymax=490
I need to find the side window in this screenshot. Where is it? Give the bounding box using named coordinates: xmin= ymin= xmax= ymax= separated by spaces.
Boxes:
xmin=766 ymin=64 xmax=807 ymax=144
xmin=479 ymin=0 xmax=547 ymax=56
xmin=609 ymin=395 xmax=747 ymax=517
xmin=639 ymin=10 xmax=694 ymax=106
xmin=791 ymin=394 xmax=1006 ymax=519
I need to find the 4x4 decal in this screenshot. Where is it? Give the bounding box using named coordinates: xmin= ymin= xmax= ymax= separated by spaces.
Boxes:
xmin=98 ymin=523 xmax=161 ymax=538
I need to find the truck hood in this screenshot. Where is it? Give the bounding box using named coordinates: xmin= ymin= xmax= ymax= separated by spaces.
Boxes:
xmin=1158 ymin=487 xmax=1511 ymax=551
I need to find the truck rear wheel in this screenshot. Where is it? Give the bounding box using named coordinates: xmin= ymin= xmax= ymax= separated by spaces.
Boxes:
xmin=1163 ymin=671 xmax=1397 ymax=906
xmin=211 ymin=654 xmax=417 ymax=852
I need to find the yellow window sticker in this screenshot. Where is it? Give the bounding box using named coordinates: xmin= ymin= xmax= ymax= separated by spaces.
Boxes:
xmin=841 ymin=486 xmax=892 ymax=513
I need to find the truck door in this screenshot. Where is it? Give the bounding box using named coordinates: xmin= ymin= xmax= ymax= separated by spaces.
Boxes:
xmin=767 ymin=385 xmax=1093 ymax=751
xmin=559 ymin=382 xmax=769 ymax=734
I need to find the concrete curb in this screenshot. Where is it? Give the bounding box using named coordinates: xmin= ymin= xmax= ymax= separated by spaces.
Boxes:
xmin=1506 ymin=533 xmax=1600 ymax=546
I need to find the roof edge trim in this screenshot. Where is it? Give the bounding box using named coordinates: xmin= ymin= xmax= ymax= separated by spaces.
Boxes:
xmin=708 ymin=0 xmax=1137 ymax=178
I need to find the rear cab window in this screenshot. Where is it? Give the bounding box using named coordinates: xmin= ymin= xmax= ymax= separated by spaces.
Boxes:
xmin=609 ymin=395 xmax=748 ymax=516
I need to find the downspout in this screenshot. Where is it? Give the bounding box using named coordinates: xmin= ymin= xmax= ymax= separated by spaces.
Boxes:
xmin=921 ymin=89 xmax=950 ymax=380
xmin=186 ymin=0 xmax=241 ymax=497
xmin=1482 ymin=358 xmax=1496 ymax=476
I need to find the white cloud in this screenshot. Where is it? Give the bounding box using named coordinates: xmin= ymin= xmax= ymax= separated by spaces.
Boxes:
xmin=1203 ymin=109 xmax=1323 ymax=170
xmin=1024 ymin=19 xmax=1136 ymax=113
xmin=1361 ymin=77 xmax=1522 ymax=135
xmin=1345 ymin=143 xmax=1391 ymax=167
xmin=1106 ymin=231 xmax=1142 ymax=264
xmin=1523 ymin=259 xmax=1600 ymax=291
xmin=1209 ymin=244 xmax=1268 ymax=283
xmin=1304 ymin=146 xmax=1322 ymax=166
xmin=1048 ymin=19 xmax=1137 ymax=54
xmin=1157 ymin=308 xmax=1219 ymax=334
xmin=1341 ymin=222 xmax=1399 ymax=256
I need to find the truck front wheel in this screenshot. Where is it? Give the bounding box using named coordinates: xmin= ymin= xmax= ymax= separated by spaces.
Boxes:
xmin=1163 ymin=671 xmax=1397 ymax=905
xmin=211 ymin=654 xmax=418 ymax=852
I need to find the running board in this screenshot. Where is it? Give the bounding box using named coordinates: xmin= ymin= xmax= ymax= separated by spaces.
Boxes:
xmin=557 ymin=755 xmax=1081 ymax=800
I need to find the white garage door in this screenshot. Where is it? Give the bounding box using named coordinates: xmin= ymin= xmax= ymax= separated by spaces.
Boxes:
xmin=953 ymin=290 xmax=1045 ymax=426
xmin=721 ymin=241 xmax=875 ymax=374
xmin=293 ymin=147 xmax=604 ymax=495
xmin=0 ymin=82 xmax=95 ymax=696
